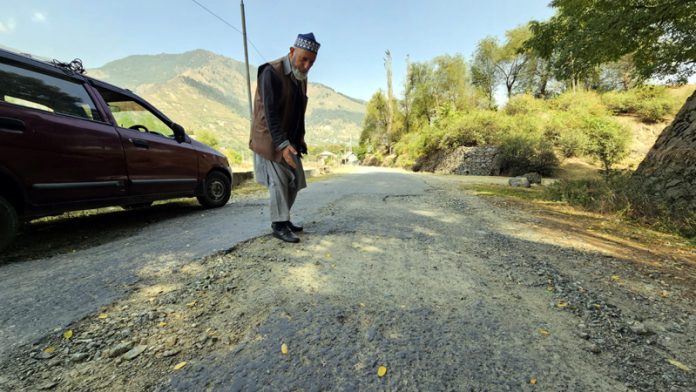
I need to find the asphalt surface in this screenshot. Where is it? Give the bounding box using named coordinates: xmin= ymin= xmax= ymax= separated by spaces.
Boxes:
xmin=1 ymin=168 xmax=694 ymax=391
xmin=0 ymin=167 xmax=418 ymax=360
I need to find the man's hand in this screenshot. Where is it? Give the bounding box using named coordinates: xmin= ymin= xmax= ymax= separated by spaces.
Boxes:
xmin=282 ymin=145 xmax=298 ymax=169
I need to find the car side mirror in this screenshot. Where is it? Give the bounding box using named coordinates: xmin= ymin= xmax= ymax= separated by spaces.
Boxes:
xmin=172 ymin=123 xmax=186 ymax=143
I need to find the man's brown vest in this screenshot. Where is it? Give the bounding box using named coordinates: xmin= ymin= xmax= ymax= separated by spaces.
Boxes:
xmin=249 ymin=57 xmax=307 ymax=162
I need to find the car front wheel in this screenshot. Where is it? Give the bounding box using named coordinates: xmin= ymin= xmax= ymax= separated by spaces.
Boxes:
xmin=197 ymin=171 xmax=231 ymax=208
xmin=0 ymin=196 xmax=18 ymax=252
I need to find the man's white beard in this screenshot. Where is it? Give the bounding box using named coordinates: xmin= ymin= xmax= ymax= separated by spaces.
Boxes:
xmin=292 ymin=67 xmax=307 ymax=81
xmin=290 ymin=54 xmax=308 ymax=81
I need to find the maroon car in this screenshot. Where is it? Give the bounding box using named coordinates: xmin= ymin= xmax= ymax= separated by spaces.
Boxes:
xmin=0 ymin=49 xmax=232 ymax=251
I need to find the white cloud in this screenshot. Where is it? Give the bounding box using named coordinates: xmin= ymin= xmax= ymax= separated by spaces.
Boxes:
xmin=0 ymin=19 xmax=17 ymax=33
xmin=32 ymin=12 xmax=46 ymax=23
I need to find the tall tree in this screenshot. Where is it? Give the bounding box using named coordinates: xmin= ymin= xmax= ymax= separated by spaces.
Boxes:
xmin=359 ymin=90 xmax=389 ymax=152
xmin=384 ymin=50 xmax=395 ymax=153
xmin=471 ymin=37 xmax=499 ymax=108
xmin=496 ymin=26 xmax=535 ymax=97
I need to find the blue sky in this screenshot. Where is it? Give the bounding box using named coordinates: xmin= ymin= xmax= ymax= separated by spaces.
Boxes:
xmin=1 ymin=0 xmax=555 ymax=101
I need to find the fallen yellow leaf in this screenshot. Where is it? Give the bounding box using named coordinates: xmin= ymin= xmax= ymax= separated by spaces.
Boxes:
xmin=539 ymin=329 xmax=550 ymax=337
xmin=159 ymin=322 xmax=168 ymax=327
xmin=43 ymin=346 xmax=55 ymax=353
xmin=281 ymin=343 xmax=288 ymax=355
xmin=610 ymin=275 xmax=621 ymax=282
xmin=98 ymin=314 xmax=108 ymax=319
xmin=667 ymin=359 xmax=691 ymax=372
xmin=557 ymin=301 xmax=568 ymax=308
xmin=186 ymin=301 xmax=197 ymax=307
xmin=63 ymin=329 xmax=73 ymax=340
xmin=173 ymin=361 xmax=187 ymax=370
xmin=377 ymin=366 xmax=387 ymax=377
xmin=530 ymin=378 xmax=537 ymax=385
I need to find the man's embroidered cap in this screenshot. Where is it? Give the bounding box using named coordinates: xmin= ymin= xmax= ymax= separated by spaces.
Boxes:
xmin=294 ymin=33 xmax=320 ymax=53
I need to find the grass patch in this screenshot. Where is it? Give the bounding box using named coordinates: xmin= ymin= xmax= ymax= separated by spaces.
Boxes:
xmin=466 ymin=184 xmax=547 ymax=202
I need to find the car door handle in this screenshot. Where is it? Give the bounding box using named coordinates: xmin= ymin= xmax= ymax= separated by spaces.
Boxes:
xmin=130 ymin=138 xmax=149 ymax=149
xmin=0 ymin=117 xmax=26 ymax=133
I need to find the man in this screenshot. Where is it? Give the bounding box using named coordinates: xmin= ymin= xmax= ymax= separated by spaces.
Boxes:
xmin=249 ymin=33 xmax=319 ymax=243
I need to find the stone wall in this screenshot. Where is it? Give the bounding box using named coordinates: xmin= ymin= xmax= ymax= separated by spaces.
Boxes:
xmin=634 ymin=90 xmax=696 ymax=214
xmin=431 ymin=146 xmax=502 ymax=176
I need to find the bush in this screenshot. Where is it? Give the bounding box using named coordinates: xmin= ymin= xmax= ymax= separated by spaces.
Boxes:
xmin=557 ymin=129 xmax=590 ymax=158
xmin=504 ymin=94 xmax=546 ymax=116
xmin=582 ymin=116 xmax=631 ymax=172
xmin=498 ymin=130 xmax=559 ymax=176
xmin=602 ymin=86 xmax=677 ymax=123
xmin=434 ymin=110 xmax=513 ymax=150
xmin=550 ymin=90 xmax=608 ymax=117
xmin=545 ymin=174 xmax=632 ymax=213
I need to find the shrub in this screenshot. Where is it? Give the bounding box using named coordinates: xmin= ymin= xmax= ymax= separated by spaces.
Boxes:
xmin=498 ymin=130 xmax=559 ymax=176
xmin=545 ymin=174 xmax=632 ymax=213
xmin=550 ymin=90 xmax=608 ymax=117
xmin=504 ymin=94 xmax=546 ymax=116
xmin=602 ymin=86 xmax=677 ymax=123
xmin=557 ymin=129 xmax=590 ymax=158
xmin=439 ymin=111 xmax=509 ymax=148
xmin=582 ymin=116 xmax=631 ymax=172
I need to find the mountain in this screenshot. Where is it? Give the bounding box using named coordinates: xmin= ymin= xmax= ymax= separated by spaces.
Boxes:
xmin=88 ymin=50 xmax=365 ymax=151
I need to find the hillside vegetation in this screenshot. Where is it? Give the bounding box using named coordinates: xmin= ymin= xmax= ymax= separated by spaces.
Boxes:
xmin=88 ymin=50 xmax=366 ymax=160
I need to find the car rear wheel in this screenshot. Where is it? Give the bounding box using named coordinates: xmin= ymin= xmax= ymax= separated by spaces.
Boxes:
xmin=197 ymin=171 xmax=231 ymax=208
xmin=0 ymin=196 xmax=18 ymax=252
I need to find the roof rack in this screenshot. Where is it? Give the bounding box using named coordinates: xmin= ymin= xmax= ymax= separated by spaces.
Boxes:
xmin=50 ymin=58 xmax=85 ymax=75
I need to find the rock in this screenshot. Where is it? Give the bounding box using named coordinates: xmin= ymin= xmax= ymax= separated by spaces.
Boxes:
xmin=508 ymin=177 xmax=530 ymax=188
xmin=47 ymin=358 xmax=62 ymax=367
xmin=37 ymin=381 xmax=58 ymax=390
xmin=123 ymin=345 xmax=148 ymax=360
xmin=107 ymin=342 xmax=134 ymax=358
xmin=165 ymin=336 xmax=178 ymax=348
xmin=162 ymin=349 xmax=181 ymax=357
xmin=70 ymin=353 xmax=89 ymax=363
xmin=366 ymin=327 xmax=377 ymax=341
xmin=628 ymin=321 xmax=652 ymax=335
xmin=522 ymin=172 xmax=542 ymax=184
xmin=35 ymin=351 xmax=56 ymax=360
xmin=588 ymin=344 xmax=601 ymax=354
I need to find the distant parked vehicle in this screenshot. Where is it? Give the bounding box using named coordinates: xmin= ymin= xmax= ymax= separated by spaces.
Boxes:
xmin=0 ymin=48 xmax=232 ymax=251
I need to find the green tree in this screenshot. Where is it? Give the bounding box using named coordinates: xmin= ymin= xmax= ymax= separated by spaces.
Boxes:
xmin=528 ymin=0 xmax=696 ymax=84
xmin=359 ymin=90 xmax=389 ymax=152
xmin=471 ymin=37 xmax=499 ymax=108
xmin=584 ymin=117 xmax=630 ymax=174
xmin=496 ymin=26 xmax=535 ymax=98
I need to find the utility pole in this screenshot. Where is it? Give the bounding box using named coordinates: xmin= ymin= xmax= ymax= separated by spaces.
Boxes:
xmin=240 ymin=0 xmax=253 ymax=119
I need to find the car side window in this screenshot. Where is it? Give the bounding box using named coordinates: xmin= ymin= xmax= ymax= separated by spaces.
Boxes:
xmin=0 ymin=62 xmax=102 ymax=121
xmin=98 ymin=92 xmax=175 ymax=139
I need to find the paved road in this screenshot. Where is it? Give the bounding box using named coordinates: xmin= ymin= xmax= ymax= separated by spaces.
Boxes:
xmin=1 ymin=168 xmax=694 ymax=391
xmin=0 ymin=167 xmax=420 ymax=359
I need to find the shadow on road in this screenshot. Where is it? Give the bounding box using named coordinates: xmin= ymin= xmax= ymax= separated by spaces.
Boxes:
xmin=1 ymin=201 xmax=205 ymax=265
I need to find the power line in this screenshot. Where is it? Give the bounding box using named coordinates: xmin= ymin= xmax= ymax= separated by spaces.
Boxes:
xmin=190 ymin=0 xmax=266 ymax=62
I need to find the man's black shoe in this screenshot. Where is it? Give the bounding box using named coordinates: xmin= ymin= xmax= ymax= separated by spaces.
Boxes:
xmin=287 ymin=221 xmax=303 ymax=232
xmin=272 ymin=223 xmax=300 ymax=243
